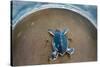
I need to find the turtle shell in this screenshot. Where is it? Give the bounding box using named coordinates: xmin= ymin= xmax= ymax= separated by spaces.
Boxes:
xmin=53 ymin=30 xmax=68 ymax=55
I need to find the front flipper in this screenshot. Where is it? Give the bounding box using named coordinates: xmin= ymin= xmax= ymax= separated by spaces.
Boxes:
xmin=66 ymin=48 xmax=75 ymax=55
xmin=63 ymin=28 xmax=69 ymax=35
xmin=49 ymin=50 xmax=58 ymax=61
xmin=48 ymin=29 xmax=54 ymax=36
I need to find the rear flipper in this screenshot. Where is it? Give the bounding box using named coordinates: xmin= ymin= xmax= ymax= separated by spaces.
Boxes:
xmin=66 ymin=48 xmax=75 ymax=55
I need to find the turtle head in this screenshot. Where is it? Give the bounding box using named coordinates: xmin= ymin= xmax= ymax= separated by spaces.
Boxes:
xmin=49 ymin=51 xmax=58 ymax=61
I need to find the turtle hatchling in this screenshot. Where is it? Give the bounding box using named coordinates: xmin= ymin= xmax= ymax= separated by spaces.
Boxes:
xmin=48 ymin=28 xmax=75 ymax=61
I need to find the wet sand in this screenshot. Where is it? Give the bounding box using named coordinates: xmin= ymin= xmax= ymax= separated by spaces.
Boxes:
xmin=11 ymin=8 xmax=97 ymax=66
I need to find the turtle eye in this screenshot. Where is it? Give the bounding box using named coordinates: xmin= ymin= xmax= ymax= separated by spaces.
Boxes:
xmin=51 ymin=54 xmax=55 ymax=58
xmin=50 ymin=55 xmax=57 ymax=61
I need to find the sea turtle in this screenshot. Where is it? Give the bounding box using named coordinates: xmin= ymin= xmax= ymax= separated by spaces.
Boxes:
xmin=48 ymin=28 xmax=75 ymax=61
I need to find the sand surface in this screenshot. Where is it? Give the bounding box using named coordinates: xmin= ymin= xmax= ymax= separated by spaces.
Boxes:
xmin=11 ymin=8 xmax=97 ymax=66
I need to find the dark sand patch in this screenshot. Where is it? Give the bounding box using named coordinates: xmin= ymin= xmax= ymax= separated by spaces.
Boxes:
xmin=11 ymin=8 xmax=97 ymax=66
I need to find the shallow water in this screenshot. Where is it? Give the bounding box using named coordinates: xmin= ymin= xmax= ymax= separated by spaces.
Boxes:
xmin=12 ymin=8 xmax=97 ymax=66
